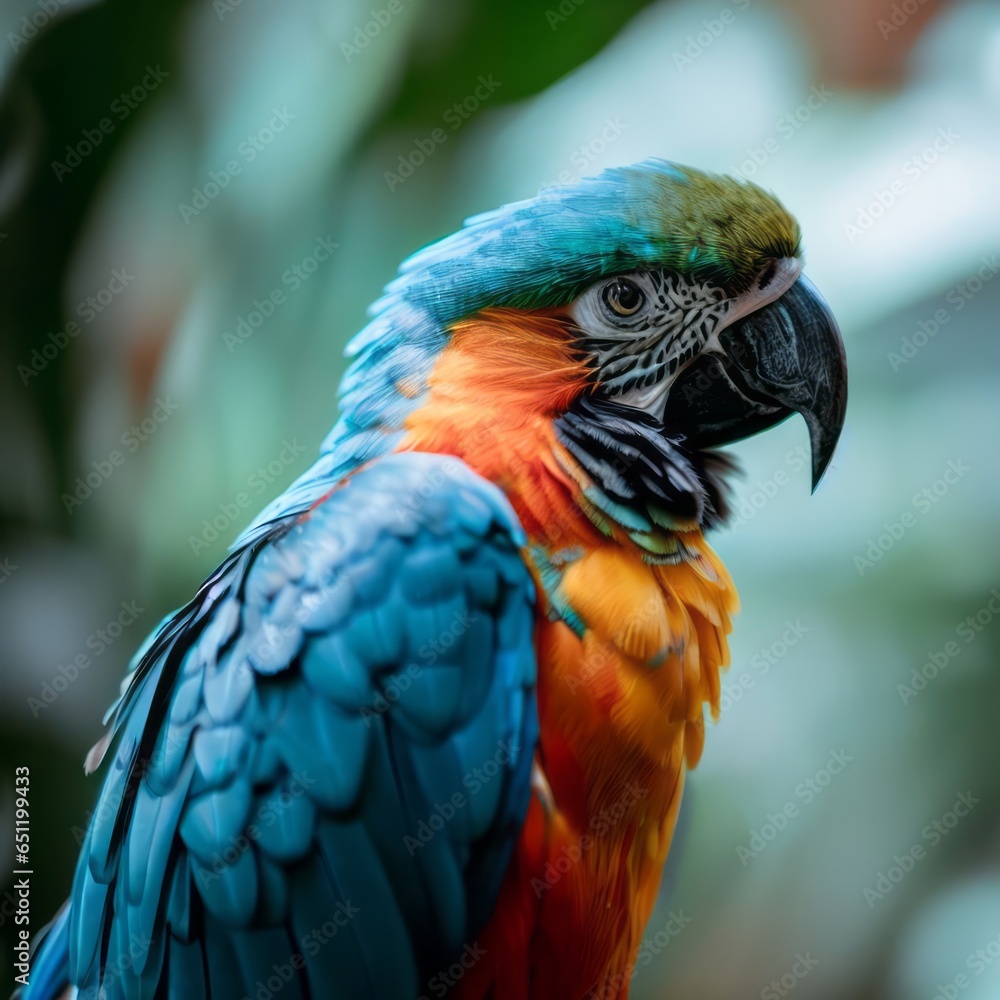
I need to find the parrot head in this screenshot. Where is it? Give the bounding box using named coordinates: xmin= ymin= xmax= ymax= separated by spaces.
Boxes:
xmin=337 ymin=158 xmax=847 ymax=552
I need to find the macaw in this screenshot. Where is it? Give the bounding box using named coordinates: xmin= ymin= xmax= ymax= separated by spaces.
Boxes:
xmin=24 ymin=159 xmax=846 ymax=1000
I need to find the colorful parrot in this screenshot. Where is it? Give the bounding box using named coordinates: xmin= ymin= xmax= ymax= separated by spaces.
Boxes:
xmin=23 ymin=160 xmax=846 ymax=1000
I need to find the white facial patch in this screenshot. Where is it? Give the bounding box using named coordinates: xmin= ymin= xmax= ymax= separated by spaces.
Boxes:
xmin=569 ymin=270 xmax=730 ymax=405
xmin=568 ymin=259 xmax=801 ymax=418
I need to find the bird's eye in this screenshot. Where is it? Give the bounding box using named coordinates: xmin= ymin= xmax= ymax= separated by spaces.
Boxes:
xmin=602 ymin=278 xmax=645 ymax=318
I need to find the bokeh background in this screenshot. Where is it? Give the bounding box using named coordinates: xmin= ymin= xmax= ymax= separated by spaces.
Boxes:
xmin=1 ymin=0 xmax=999 ymax=996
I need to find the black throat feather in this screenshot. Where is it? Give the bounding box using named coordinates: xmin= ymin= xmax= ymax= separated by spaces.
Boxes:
xmin=553 ymin=394 xmax=734 ymax=559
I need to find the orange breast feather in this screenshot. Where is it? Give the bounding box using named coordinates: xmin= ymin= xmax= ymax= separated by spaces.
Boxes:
xmin=455 ymin=542 xmax=736 ymax=1000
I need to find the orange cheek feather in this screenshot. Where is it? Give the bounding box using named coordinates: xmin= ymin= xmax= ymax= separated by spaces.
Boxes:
xmin=398 ymin=308 xmax=603 ymax=548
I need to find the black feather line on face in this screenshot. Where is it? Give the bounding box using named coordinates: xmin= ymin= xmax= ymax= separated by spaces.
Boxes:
xmin=554 ymin=395 xmax=735 ymax=532
xmin=571 ymin=269 xmax=730 ymax=401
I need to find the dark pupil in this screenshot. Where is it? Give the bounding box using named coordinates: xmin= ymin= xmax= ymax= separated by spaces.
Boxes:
xmin=608 ymin=279 xmax=641 ymax=314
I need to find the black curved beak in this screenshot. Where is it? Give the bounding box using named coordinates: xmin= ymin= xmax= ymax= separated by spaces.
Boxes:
xmin=668 ymin=277 xmax=848 ymax=490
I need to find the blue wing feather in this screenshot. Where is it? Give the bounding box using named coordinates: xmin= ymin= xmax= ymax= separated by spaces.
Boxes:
xmin=24 ymin=452 xmax=537 ymax=1000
